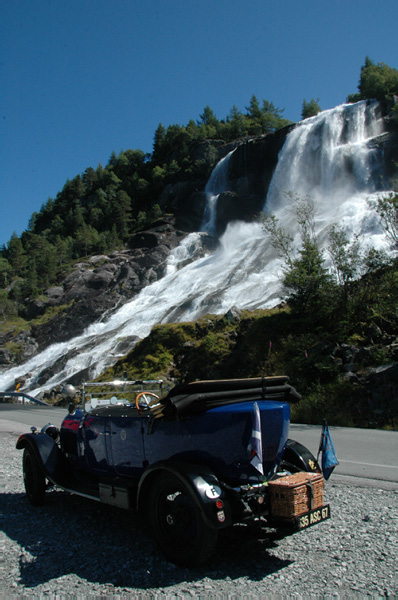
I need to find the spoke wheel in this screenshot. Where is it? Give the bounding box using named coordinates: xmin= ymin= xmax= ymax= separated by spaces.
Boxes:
xmin=23 ymin=447 xmax=46 ymax=505
xmin=148 ymin=472 xmax=218 ymax=567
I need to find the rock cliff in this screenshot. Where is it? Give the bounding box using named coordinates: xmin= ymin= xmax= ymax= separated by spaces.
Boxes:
xmin=1 ymin=218 xmax=188 ymax=366
xmin=2 ymin=114 xmax=397 ymax=371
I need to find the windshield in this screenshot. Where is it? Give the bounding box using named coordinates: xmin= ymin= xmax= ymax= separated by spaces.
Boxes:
xmin=82 ymin=379 xmax=167 ymax=412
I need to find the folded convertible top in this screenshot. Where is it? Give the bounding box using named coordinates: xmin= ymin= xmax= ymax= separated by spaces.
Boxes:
xmin=149 ymin=376 xmax=301 ymax=419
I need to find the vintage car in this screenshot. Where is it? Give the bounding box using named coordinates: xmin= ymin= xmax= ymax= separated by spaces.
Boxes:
xmin=16 ymin=376 xmax=331 ymax=567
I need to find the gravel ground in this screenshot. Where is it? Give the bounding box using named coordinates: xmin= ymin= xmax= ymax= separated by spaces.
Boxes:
xmin=1 ymin=426 xmax=397 ymax=599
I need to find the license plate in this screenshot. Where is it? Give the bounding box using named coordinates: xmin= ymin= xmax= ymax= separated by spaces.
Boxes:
xmin=295 ymin=504 xmax=331 ymax=530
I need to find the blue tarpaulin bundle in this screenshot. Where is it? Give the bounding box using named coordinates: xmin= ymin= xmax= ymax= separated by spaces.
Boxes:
xmin=317 ymin=420 xmax=339 ymax=480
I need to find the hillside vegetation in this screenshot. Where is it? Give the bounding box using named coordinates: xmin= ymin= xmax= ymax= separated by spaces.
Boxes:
xmin=1 ymin=58 xmax=398 ymax=429
xmin=1 ymin=58 xmax=397 ymax=316
xmin=101 ymin=203 xmax=398 ymax=430
xmin=0 ymin=97 xmax=291 ymax=314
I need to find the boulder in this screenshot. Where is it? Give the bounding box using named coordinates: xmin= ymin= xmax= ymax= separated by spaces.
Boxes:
xmin=224 ymin=306 xmax=242 ymax=323
xmin=128 ymin=232 xmax=161 ymax=250
xmin=0 ymin=348 xmax=11 ymax=365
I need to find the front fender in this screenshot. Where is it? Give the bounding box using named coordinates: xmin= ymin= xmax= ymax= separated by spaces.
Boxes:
xmin=137 ymin=460 xmax=231 ymax=529
xmin=16 ymin=433 xmax=61 ymax=482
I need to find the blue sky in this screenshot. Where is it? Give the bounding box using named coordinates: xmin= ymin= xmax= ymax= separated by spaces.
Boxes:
xmin=1 ymin=0 xmax=397 ymax=247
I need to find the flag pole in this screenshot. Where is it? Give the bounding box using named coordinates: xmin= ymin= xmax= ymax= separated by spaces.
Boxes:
xmin=317 ymin=419 xmax=327 ymax=462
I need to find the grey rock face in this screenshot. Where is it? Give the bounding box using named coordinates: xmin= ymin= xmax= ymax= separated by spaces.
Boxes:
xmin=18 ymin=218 xmax=189 ymax=354
xmin=3 ymin=118 xmax=397 ymax=369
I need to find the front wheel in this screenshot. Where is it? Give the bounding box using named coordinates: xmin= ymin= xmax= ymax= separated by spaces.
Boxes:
xmin=147 ymin=472 xmax=218 ymax=567
xmin=23 ymin=447 xmax=46 ymax=505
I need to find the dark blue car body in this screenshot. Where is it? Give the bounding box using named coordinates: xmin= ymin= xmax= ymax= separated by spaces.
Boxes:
xmin=17 ymin=377 xmax=330 ymax=566
xmin=61 ymin=399 xmax=289 ymax=485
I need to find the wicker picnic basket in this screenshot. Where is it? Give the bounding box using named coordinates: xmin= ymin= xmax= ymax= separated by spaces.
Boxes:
xmin=268 ymin=471 xmax=324 ymax=518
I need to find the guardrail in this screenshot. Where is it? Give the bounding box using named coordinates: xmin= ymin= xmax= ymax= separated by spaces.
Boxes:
xmin=0 ymin=392 xmax=49 ymax=406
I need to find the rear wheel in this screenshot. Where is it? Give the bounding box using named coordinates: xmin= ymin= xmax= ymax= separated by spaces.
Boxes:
xmin=279 ymin=439 xmax=320 ymax=474
xmin=147 ymin=472 xmax=218 ymax=567
xmin=23 ymin=447 xmax=46 ymax=505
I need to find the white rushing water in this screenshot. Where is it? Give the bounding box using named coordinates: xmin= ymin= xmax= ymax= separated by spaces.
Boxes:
xmin=201 ymin=149 xmax=235 ymax=234
xmin=0 ymin=101 xmax=393 ymax=394
xmin=266 ymin=100 xmax=387 ymax=248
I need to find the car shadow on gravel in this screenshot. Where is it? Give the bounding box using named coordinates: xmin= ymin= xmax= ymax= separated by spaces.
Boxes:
xmin=1 ymin=488 xmax=293 ymax=590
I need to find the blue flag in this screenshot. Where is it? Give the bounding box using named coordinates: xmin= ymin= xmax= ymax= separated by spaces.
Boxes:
xmin=248 ymin=402 xmax=264 ymax=475
xmin=318 ymin=420 xmax=338 ymax=480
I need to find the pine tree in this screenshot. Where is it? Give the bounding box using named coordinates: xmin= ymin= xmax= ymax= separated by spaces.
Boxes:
xmin=301 ymin=98 xmax=321 ymax=119
xmin=5 ymin=234 xmax=27 ymax=277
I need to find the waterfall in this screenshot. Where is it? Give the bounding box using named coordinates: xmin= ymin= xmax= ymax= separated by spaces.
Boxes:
xmin=0 ymin=101 xmax=393 ymax=395
xmin=201 ymin=149 xmax=235 ymax=233
xmin=265 ymin=101 xmax=387 ymax=247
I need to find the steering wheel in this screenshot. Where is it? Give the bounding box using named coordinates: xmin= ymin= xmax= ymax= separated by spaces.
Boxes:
xmin=135 ymin=391 xmax=160 ymax=411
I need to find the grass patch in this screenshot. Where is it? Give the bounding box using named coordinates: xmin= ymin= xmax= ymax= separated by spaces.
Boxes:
xmin=0 ymin=316 xmax=30 ymax=337
xmin=31 ymin=302 xmax=74 ymax=327
xmin=3 ymin=340 xmax=25 ymax=362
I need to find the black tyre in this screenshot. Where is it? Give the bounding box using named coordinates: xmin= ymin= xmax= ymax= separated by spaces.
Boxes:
xmin=279 ymin=439 xmax=320 ymax=474
xmin=147 ymin=472 xmax=218 ymax=567
xmin=22 ymin=447 xmax=46 ymax=505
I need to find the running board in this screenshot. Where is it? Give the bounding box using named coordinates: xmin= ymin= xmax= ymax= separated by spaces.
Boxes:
xmin=53 ymin=482 xmax=102 ymax=503
xmin=51 ymin=480 xmax=133 ymax=510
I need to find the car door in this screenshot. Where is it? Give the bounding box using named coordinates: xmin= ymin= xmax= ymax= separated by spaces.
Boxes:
xmin=83 ymin=411 xmax=112 ymax=473
xmin=108 ymin=405 xmax=147 ymax=477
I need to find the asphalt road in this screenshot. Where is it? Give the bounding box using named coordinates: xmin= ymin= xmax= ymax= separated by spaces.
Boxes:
xmin=0 ymin=403 xmax=66 ymax=427
xmin=1 ymin=403 xmax=397 ymax=489
xmin=290 ymin=423 xmax=398 ymax=489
